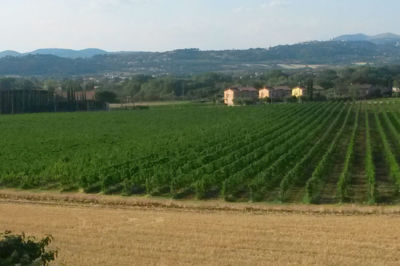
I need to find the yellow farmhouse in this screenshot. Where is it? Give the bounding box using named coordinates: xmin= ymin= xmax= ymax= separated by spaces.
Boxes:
xmin=292 ymin=87 xmax=306 ymax=98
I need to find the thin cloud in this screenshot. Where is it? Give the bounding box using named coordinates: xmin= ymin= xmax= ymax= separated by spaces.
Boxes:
xmin=233 ymin=6 xmax=254 ymax=14
xmin=261 ymin=0 xmax=291 ymax=8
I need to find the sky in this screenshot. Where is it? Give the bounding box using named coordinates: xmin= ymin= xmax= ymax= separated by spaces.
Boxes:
xmin=1 ymin=0 xmax=399 ymax=52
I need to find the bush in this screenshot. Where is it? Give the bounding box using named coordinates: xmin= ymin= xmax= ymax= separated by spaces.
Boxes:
xmin=0 ymin=231 xmax=57 ymax=266
xmin=95 ymin=90 xmax=118 ymax=103
xmin=233 ymin=97 xmax=257 ymax=105
xmin=258 ymin=98 xmax=271 ymax=104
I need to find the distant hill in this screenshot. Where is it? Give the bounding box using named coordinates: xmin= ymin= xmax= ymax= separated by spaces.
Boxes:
xmin=0 ymin=33 xmax=400 ymax=76
xmin=333 ymin=33 xmax=400 ymax=45
xmin=29 ymin=48 xmax=108 ymax=58
xmin=0 ymin=50 xmax=20 ymax=58
xmin=0 ymin=48 xmax=108 ymax=59
xmin=333 ymin=33 xmax=369 ymax=42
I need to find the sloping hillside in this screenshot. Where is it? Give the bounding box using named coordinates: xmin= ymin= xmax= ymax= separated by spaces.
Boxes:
xmin=1 ymin=34 xmax=400 ymax=76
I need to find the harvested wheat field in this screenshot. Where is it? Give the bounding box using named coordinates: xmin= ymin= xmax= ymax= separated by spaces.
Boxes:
xmin=1 ymin=192 xmax=400 ymax=265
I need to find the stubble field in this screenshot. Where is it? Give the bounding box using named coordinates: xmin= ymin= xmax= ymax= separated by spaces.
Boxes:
xmin=1 ymin=192 xmax=400 ymax=265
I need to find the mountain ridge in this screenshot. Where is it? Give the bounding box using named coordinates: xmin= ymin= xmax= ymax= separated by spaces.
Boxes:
xmin=0 ymin=33 xmax=400 ymax=76
xmin=333 ymin=33 xmax=400 ymax=44
xmin=1 ymin=32 xmax=399 ymax=59
xmin=0 ymin=48 xmax=108 ymax=59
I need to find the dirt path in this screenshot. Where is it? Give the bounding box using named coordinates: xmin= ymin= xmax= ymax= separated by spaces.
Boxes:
xmin=1 ymin=195 xmax=400 ymax=266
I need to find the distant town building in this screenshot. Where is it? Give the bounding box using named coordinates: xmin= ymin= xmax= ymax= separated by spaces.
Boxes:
xmin=224 ymin=87 xmax=258 ymax=106
xmin=393 ymin=86 xmax=400 ymax=93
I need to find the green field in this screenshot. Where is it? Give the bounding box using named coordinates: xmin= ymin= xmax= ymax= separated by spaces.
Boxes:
xmin=1 ymin=101 xmax=400 ymax=204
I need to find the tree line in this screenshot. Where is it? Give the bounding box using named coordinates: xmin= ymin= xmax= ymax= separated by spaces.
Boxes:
xmin=0 ymin=65 xmax=399 ymax=103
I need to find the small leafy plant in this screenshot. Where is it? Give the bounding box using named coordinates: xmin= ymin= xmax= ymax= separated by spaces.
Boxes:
xmin=0 ymin=231 xmax=57 ymax=266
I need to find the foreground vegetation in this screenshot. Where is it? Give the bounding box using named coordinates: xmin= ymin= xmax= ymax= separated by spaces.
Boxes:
xmin=1 ymin=100 xmax=400 ymax=204
xmin=0 ymin=231 xmax=57 ymax=265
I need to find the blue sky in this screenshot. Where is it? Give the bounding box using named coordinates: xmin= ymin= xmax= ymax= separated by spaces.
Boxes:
xmin=1 ymin=0 xmax=399 ymax=52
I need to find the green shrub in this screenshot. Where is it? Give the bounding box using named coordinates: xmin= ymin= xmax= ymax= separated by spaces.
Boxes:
xmin=0 ymin=231 xmax=57 ymax=266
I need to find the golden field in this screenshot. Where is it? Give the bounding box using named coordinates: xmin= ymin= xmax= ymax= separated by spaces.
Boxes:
xmin=1 ymin=191 xmax=400 ymax=265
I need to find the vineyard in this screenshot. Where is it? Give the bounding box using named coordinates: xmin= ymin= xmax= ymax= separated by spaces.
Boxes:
xmin=1 ymin=101 xmax=400 ymax=204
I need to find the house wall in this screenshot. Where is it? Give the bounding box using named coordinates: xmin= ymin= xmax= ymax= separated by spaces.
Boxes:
xmin=292 ymin=87 xmax=305 ymax=98
xmin=259 ymin=89 xmax=270 ymax=99
xmin=224 ymin=89 xmax=235 ymax=106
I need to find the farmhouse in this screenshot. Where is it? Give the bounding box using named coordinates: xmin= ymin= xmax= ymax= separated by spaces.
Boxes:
xmin=271 ymin=86 xmax=292 ymax=99
xmin=224 ymin=87 xmax=258 ymax=106
xmin=224 ymin=85 xmax=307 ymax=105
xmin=292 ymin=87 xmax=306 ymax=98
xmin=259 ymin=87 xmax=273 ymax=99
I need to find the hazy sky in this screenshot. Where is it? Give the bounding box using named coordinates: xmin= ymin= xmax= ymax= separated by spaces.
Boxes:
xmin=1 ymin=0 xmax=399 ymax=52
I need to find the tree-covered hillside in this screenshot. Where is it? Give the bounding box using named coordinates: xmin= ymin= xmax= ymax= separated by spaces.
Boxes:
xmin=1 ymin=39 xmax=400 ymax=76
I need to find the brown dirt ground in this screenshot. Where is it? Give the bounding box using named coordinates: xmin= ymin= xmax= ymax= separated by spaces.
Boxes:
xmin=1 ymin=190 xmax=400 ymax=265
